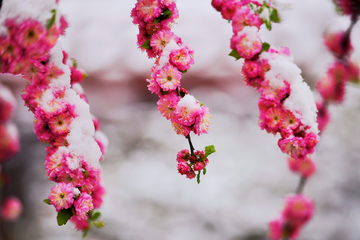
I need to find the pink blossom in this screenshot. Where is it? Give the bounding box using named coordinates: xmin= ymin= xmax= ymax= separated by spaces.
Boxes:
xmin=169 ymin=45 xmax=195 ymax=71
xmin=157 ymin=91 xmax=181 ymax=120
xmin=74 ymin=193 xmax=93 ymax=220
xmin=282 ymin=194 xmax=314 ymax=227
xmin=70 ymin=217 xmax=90 ymax=231
xmin=280 ymin=110 xmax=300 ymax=130
xmin=47 ymin=112 xmax=73 ymax=135
xmin=186 ymin=170 xmax=196 ymax=179
xmin=15 ymin=19 xmax=45 ymax=49
xmin=171 ymin=120 xmax=191 ymax=136
xmin=133 ymin=0 xmax=162 ymax=23
xmin=316 ymin=100 xmax=330 ymax=133
xmin=0 ymin=123 xmax=20 ymax=163
xmin=211 ymin=0 xmax=225 ymax=11
xmin=287 ymin=157 xmax=316 ymax=178
xmin=324 ymin=31 xmax=353 ymax=57
xmin=193 ymin=162 xmax=204 ymax=171
xmin=174 ymin=94 xmax=201 ymax=126
xmin=264 ymin=107 xmax=282 ymax=133
xmin=156 ymin=64 xmax=182 ymax=91
xmin=48 ymin=182 xmax=74 ymax=211
xmin=92 ymin=182 xmax=106 ymax=209
xmin=150 ymin=30 xmax=174 ymax=54
xmin=193 ymin=107 xmax=212 ymax=136
xmin=176 ymin=149 xmax=190 ymax=162
xmin=59 ymin=16 xmax=69 ymax=35
xmin=334 ymin=0 xmax=359 ymax=15
xmin=221 ymin=0 xmax=242 ymax=20
xmin=232 ymin=7 xmax=262 ymax=33
xmin=242 ymin=59 xmax=260 ymax=79
xmin=268 ymin=217 xmax=284 ymax=240
xmin=1 ymin=197 xmax=22 ymax=222
xmin=0 ymin=38 xmax=20 ymax=63
xmin=278 ymin=137 xmax=307 ymax=160
xmin=70 ymin=67 xmax=85 ymax=84
xmin=0 ymin=85 xmax=16 ymax=123
xmin=230 ymin=27 xmax=262 ymax=59
xmin=23 ymin=60 xmax=46 ymax=83
xmin=177 ymin=161 xmax=190 ymax=175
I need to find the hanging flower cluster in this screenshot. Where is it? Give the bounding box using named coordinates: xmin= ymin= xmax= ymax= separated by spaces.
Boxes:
xmin=131 ymin=0 xmax=215 ymax=183
xmin=0 ymin=83 xmax=22 ymax=222
xmin=212 ymin=1 xmax=319 ymax=161
xmin=0 ymin=0 xmax=106 ymax=232
xmin=316 ymin=7 xmax=359 ymax=132
xmin=212 ymin=1 xmax=318 ymax=238
xmin=0 ymin=83 xmax=20 ymax=163
xmin=269 ymin=195 xmax=314 ymax=240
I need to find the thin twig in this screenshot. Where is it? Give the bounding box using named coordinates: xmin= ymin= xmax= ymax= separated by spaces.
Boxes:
xmin=186 ymin=134 xmax=195 ymax=156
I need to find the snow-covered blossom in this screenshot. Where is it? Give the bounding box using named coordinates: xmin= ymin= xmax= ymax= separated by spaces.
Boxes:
xmin=0 ymin=0 xmax=107 ymax=230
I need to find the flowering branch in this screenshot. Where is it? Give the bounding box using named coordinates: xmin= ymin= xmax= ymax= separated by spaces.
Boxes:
xmin=0 ymin=0 xmax=107 ymax=235
xmin=211 ymin=0 xmax=319 ymax=238
xmin=131 ymin=0 xmax=215 ymax=183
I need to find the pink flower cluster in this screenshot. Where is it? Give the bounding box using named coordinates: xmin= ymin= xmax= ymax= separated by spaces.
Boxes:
xmin=316 ymin=30 xmax=359 ymax=132
xmin=177 ymin=149 xmax=209 ymax=180
xmin=3 ymin=11 xmax=107 ymax=228
xmin=131 ymin=0 xmax=211 ymax=137
xmin=213 ymin=0 xmax=319 ymax=161
xmin=132 ymin=0 xmax=213 ymax=181
xmin=0 ymin=15 xmax=67 ymax=75
xmin=0 ymin=83 xmax=20 ymax=163
xmin=269 ymin=195 xmax=314 ymax=240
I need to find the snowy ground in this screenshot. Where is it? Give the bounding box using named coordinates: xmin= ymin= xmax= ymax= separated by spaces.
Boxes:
xmin=1 ymin=0 xmax=360 ymax=239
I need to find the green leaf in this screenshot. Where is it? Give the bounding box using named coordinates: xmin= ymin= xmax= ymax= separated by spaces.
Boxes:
xmin=228 ymin=19 xmax=231 ymax=23
xmin=162 ymin=9 xmax=173 ymax=20
xmin=269 ymin=8 xmax=280 ymax=23
xmin=90 ymin=211 xmax=101 ymax=221
xmin=196 ymin=171 xmax=201 ymax=184
xmin=154 ymin=9 xmax=173 ymax=24
xmin=82 ymin=229 xmax=89 ymax=238
xmin=229 ymin=49 xmax=242 ymax=61
xmin=71 ymin=58 xmax=77 ymax=68
xmin=83 ymin=170 xmax=89 ymax=179
xmin=258 ymin=6 xmax=264 ymax=14
xmin=203 ymin=168 xmax=207 ymax=175
xmin=141 ymin=38 xmax=151 ymax=49
xmin=265 ymin=21 xmax=272 ymax=31
xmin=204 ymin=145 xmax=216 ymax=159
xmin=82 ymin=72 xmax=88 ymax=80
xmin=160 ymin=89 xmax=169 ymax=95
xmin=43 ymin=199 xmax=51 ymax=205
xmin=261 ymin=42 xmax=270 ymax=53
xmin=93 ymin=221 xmax=105 ymax=228
xmin=179 ymin=69 xmax=187 ymax=73
xmin=46 ymin=9 xmax=57 ymax=30
xmin=57 ymin=208 xmax=73 ymax=226
xmin=263 ymin=1 xmax=270 ymax=9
